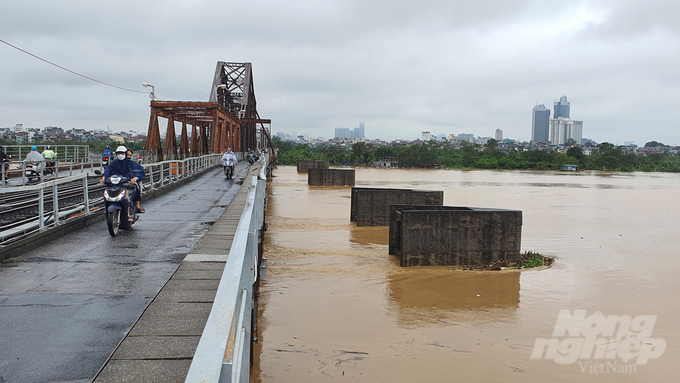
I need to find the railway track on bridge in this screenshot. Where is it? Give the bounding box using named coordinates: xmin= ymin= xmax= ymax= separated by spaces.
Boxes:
xmin=0 ymin=178 xmax=104 ymax=223
xmin=0 ymin=164 xmax=195 ymax=247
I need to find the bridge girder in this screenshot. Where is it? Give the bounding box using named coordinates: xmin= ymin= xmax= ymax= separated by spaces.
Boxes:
xmin=144 ymin=62 xmax=272 ymax=163
xmin=210 ymin=62 xmax=273 ymax=153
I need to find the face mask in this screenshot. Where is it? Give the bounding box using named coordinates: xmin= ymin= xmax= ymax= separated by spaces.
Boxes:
xmin=117 ymin=154 xmax=125 ymax=161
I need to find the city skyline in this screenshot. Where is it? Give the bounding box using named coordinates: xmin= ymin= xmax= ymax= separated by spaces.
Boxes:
xmin=0 ymin=122 xmax=670 ymax=149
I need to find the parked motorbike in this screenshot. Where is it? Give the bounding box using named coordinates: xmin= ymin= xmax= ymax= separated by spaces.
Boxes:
xmin=94 ymin=170 xmax=140 ymax=237
xmin=223 ymin=158 xmax=235 ymax=179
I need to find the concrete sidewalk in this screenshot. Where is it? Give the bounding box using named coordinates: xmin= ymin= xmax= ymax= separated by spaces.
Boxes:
xmin=93 ymin=164 xmax=262 ymax=383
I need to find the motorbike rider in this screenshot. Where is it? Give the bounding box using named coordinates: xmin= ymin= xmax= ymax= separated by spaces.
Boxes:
xmin=0 ymin=148 xmax=11 ymax=182
xmin=25 ymin=146 xmax=45 ymax=174
xmin=41 ymin=145 xmax=57 ymax=171
xmin=220 ymin=147 xmax=238 ymax=170
xmin=102 ymin=145 xmax=113 ymax=162
xmin=126 ymin=148 xmax=146 ymax=213
xmin=101 ymin=146 xmax=145 ymax=220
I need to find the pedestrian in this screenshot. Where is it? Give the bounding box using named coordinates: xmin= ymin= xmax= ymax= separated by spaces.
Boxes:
xmin=0 ymin=147 xmax=11 ymax=182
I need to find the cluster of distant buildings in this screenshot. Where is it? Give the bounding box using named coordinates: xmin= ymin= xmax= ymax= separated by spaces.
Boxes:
xmin=276 ymin=122 xmax=367 ymax=146
xmin=0 ymin=124 xmax=147 ymax=144
xmin=334 ymin=123 xmax=365 ymax=140
xmin=531 ymin=95 xmax=583 ymax=145
xmin=278 ymin=96 xmax=590 ymax=151
xmin=275 ymin=117 xmax=680 ymax=156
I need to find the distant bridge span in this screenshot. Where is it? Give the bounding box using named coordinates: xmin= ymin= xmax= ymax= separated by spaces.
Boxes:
xmin=144 ymin=62 xmax=273 ymax=162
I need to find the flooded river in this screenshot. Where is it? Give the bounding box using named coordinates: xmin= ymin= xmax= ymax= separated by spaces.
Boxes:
xmin=252 ymin=166 xmax=679 ymax=382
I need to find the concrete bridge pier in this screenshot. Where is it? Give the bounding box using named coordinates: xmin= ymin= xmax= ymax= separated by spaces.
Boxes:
xmin=389 ymin=205 xmax=523 ymax=267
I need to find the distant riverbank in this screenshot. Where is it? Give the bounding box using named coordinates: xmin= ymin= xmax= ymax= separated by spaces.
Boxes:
xmin=274 ymin=139 xmax=680 ymax=173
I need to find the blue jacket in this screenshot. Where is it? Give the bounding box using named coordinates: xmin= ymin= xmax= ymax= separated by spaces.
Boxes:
xmin=104 ymin=158 xmax=145 ymax=180
xmin=102 ymin=148 xmax=113 ymax=158
xmin=130 ymin=161 xmax=146 ymax=181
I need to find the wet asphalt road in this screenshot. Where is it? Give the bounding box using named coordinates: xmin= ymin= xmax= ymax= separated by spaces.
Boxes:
xmin=0 ymin=164 xmax=247 ymax=383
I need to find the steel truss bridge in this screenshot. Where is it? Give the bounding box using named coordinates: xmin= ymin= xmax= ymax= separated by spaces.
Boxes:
xmin=144 ymin=62 xmax=273 ymax=162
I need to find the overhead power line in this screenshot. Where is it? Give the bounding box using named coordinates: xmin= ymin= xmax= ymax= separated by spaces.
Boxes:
xmin=0 ymin=38 xmax=148 ymax=94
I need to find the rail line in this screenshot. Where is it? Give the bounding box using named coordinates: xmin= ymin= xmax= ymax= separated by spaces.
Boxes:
xmin=0 ymin=155 xmax=222 ymax=248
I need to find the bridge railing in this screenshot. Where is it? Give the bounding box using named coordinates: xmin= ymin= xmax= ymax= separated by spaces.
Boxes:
xmin=186 ymin=155 xmax=268 ymax=383
xmin=1 ymin=158 xmax=102 ymax=188
xmin=0 ymin=154 xmax=222 ymax=246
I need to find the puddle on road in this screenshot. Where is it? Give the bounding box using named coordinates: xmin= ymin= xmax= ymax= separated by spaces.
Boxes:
xmin=252 ymin=166 xmax=680 ymax=382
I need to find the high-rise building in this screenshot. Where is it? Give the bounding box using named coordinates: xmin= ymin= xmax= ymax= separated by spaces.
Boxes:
xmin=531 ymin=104 xmax=550 ymax=142
xmin=549 ymin=117 xmax=583 ymax=145
xmin=353 ymin=123 xmax=365 ymax=139
xmin=334 ymin=127 xmax=351 ymax=139
xmin=495 ymin=129 xmax=503 ymax=141
xmin=554 ymin=95 xmax=570 ymax=119
xmin=422 ymin=131 xmax=433 ymax=141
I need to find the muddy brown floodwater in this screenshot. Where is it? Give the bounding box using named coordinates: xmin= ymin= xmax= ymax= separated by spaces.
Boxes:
xmin=252 ymin=166 xmax=680 ymax=382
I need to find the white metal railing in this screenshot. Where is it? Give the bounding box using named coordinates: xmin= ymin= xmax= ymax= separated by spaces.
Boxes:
xmin=186 ymin=156 xmax=269 ymax=383
xmin=1 ymin=157 xmax=104 ymax=187
xmin=0 ymin=154 xmax=222 ymax=244
xmin=1 ymin=145 xmax=91 ymax=162
xmin=0 ymin=173 xmax=92 ymax=243
xmin=141 ymin=154 xmax=222 ymax=191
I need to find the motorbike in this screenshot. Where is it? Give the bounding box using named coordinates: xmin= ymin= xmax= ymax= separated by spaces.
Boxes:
xmin=94 ymin=170 xmax=140 ymax=237
xmin=2 ymin=162 xmax=10 ymax=183
xmin=44 ymin=160 xmax=55 ymax=176
xmin=223 ymin=158 xmax=235 ymax=179
xmin=246 ymin=152 xmax=259 ymax=165
xmin=102 ymin=156 xmax=110 ymax=168
xmin=25 ymin=163 xmax=49 ymax=182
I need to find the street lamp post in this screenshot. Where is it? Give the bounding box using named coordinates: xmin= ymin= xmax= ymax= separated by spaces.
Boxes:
xmin=217 ymin=83 xmax=227 ymax=108
xmin=142 ymin=83 xmax=155 ymax=100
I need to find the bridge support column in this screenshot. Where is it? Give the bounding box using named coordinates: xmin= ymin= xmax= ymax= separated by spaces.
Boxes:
xmin=164 ymin=113 xmax=177 ymax=161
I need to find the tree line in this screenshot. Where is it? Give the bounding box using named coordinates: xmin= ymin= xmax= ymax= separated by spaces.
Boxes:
xmin=273 ymin=136 xmax=680 ymax=172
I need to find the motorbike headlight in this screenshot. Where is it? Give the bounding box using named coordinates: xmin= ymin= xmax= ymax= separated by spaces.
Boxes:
xmin=104 ymin=189 xmax=125 ymax=202
xmin=110 ymin=175 xmax=122 ymax=185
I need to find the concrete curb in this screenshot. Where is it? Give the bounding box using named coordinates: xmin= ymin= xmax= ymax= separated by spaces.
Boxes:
xmin=0 ymin=165 xmax=221 ymax=261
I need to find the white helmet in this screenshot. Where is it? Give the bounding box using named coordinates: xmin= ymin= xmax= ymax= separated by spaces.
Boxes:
xmin=115 ymin=146 xmax=127 ymax=153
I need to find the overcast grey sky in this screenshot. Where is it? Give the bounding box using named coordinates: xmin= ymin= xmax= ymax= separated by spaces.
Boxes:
xmin=1 ymin=0 xmax=678 ymax=145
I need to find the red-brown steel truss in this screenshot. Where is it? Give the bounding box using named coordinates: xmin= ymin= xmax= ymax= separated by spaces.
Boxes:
xmin=145 ymin=62 xmax=272 ymax=162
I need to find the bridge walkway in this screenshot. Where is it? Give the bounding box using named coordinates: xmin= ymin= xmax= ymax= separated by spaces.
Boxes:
xmin=93 ymin=164 xmax=261 ymax=382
